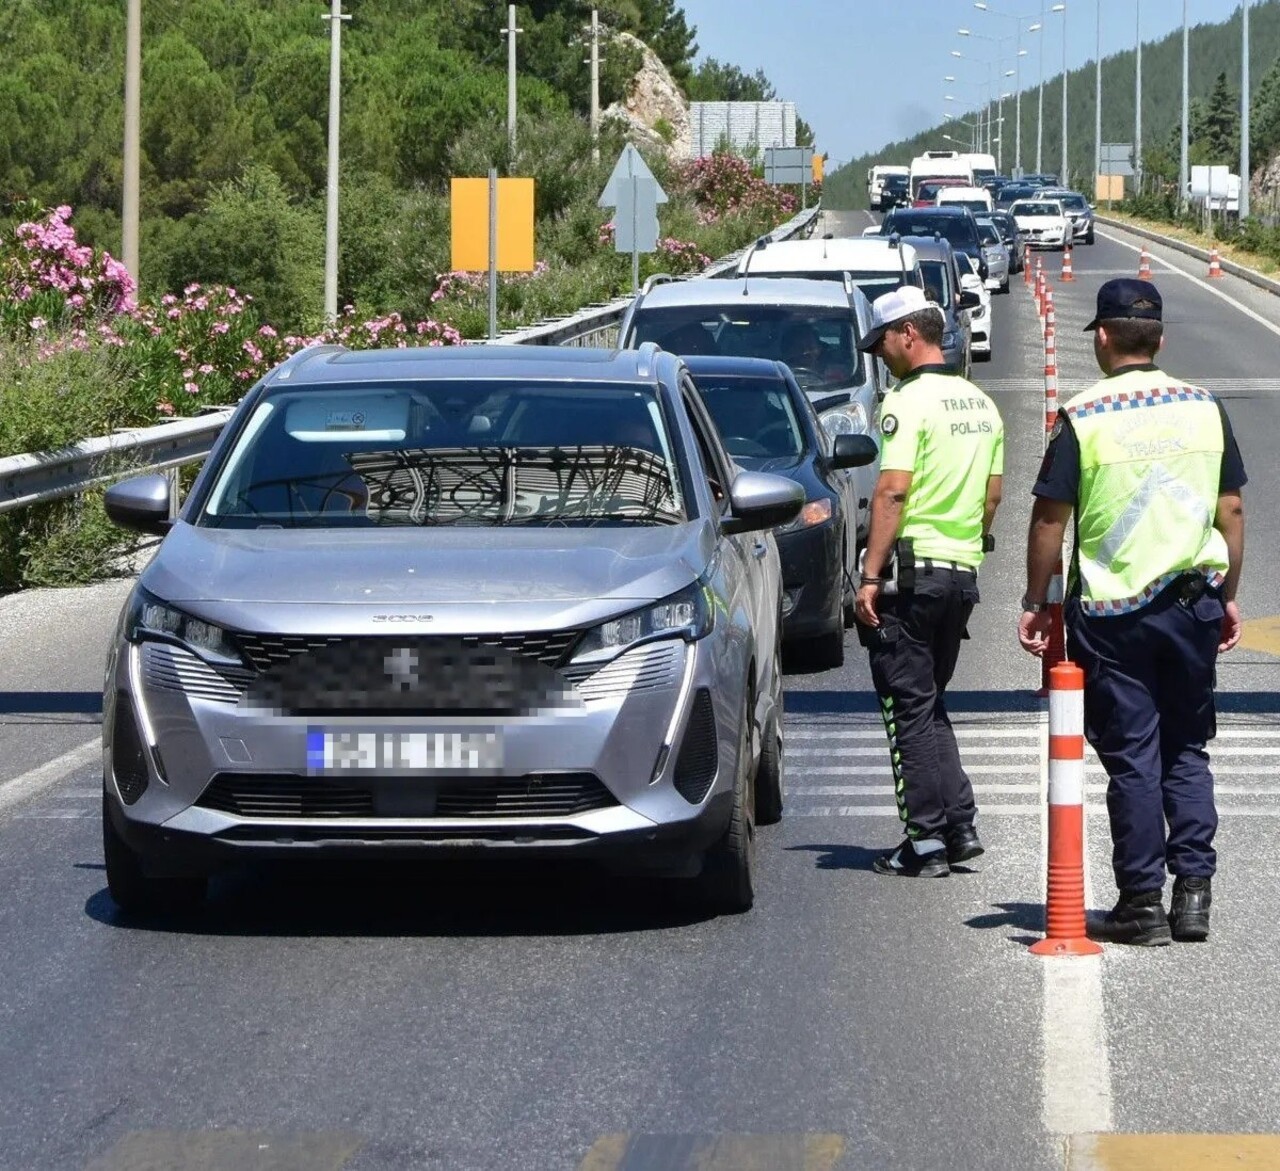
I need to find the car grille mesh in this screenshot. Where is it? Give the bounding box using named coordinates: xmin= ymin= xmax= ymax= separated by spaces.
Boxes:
xmin=111 ymin=694 xmax=149 ymax=805
xmin=673 ymin=688 xmax=718 ymax=804
xmin=142 ymin=643 xmax=251 ymax=704
xmin=236 ymin=630 xmax=582 ymax=673
xmin=562 ymin=641 xmax=682 ymax=701
xmin=196 ymin=772 xmax=617 ymax=820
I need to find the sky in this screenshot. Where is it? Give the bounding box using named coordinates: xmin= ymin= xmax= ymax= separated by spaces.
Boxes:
xmin=677 ymin=0 xmax=1260 ymax=166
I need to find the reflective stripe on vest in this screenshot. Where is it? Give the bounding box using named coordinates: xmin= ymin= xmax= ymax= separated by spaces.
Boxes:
xmin=1063 ymin=372 xmax=1229 ymax=616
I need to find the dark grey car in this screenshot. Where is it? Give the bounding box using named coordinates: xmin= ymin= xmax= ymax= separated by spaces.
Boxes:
xmin=99 ymin=344 xmax=853 ymax=916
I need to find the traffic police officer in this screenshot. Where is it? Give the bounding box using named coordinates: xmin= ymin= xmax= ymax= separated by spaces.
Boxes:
xmin=1019 ymin=278 xmax=1246 ymax=945
xmin=855 ymin=286 xmax=1005 ymax=877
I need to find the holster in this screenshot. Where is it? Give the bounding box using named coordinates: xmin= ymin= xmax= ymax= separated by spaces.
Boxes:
xmin=895 ymin=537 xmax=916 ymax=593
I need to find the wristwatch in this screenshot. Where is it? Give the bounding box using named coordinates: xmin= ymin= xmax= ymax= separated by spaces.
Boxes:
xmin=1021 ymin=594 xmax=1048 ymax=613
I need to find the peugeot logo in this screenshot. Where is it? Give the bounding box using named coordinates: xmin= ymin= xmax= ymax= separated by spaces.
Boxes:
xmin=372 ymin=614 xmax=435 ymax=622
xmin=383 ymin=646 xmax=420 ymax=690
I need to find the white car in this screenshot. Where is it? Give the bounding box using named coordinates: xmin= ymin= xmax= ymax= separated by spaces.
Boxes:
xmin=1010 ymin=199 xmax=1069 ymax=250
xmin=956 ymin=255 xmax=992 ymax=361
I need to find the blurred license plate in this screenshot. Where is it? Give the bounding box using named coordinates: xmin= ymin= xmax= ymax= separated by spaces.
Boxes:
xmin=308 ymin=730 xmax=502 ymax=774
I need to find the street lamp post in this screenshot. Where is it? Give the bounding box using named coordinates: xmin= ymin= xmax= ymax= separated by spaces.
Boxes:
xmin=973 ymin=4 xmax=1045 ymax=177
xmin=957 ymin=28 xmax=1017 ymax=170
xmin=1037 ymin=0 xmax=1046 ymax=173
xmin=1241 ymin=0 xmax=1251 ymax=219
xmin=1179 ymin=0 xmax=1189 ymax=213
xmin=1135 ymin=0 xmax=1142 ymax=194
xmin=1052 ymin=4 xmax=1066 ymax=183
xmin=951 ymin=49 xmax=995 ymax=155
xmin=1095 ymin=0 xmax=1102 ymax=197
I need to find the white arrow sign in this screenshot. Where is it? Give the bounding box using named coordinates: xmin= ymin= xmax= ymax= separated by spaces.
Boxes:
xmin=598 ymin=143 xmax=668 ymax=208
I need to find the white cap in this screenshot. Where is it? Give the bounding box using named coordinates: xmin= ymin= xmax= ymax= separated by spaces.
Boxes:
xmin=856 ymin=285 xmax=945 ymax=352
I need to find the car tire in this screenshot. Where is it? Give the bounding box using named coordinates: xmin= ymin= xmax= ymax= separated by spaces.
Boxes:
xmin=998 ymin=278 xmax=1010 ymax=294
xmin=103 ymin=791 xmax=206 ymax=916
xmin=974 ymin=348 xmax=992 ymax=362
xmin=1085 ymin=228 xmax=1095 ymax=245
xmin=699 ymin=689 xmax=757 ymax=913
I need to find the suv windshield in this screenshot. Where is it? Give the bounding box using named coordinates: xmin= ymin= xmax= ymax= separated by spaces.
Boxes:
xmin=198 ymin=382 xmax=686 ymax=529
xmin=689 ymin=374 xmax=805 ymax=462
xmin=884 ymin=212 xmax=978 ymax=254
xmin=631 ymin=306 xmax=863 ymax=392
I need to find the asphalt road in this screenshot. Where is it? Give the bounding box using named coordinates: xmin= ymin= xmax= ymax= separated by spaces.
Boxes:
xmin=4 ymin=213 xmax=1280 ymax=1171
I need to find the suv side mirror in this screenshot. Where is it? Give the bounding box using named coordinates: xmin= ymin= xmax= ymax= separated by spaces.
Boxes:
xmin=830 ymin=434 xmax=879 ymax=469
xmin=721 ymin=471 xmax=804 ymax=535
xmin=958 ymin=289 xmax=982 ymax=310
xmin=104 ymin=474 xmax=173 ymax=536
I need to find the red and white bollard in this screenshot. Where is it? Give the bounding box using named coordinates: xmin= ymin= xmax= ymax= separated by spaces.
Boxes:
xmin=1044 ymin=288 xmax=1056 ymax=338
xmin=1208 ymin=247 xmax=1224 ymax=279
xmin=1024 ymin=244 xmax=1033 ymax=286
xmin=1031 ymin=663 xmax=1103 ymax=957
xmin=1138 ymin=245 xmax=1152 ymax=280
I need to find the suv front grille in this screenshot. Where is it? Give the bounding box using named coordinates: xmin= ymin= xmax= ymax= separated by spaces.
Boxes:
xmin=236 ymin=631 xmax=582 ymax=673
xmin=196 ymin=772 xmax=617 ymax=820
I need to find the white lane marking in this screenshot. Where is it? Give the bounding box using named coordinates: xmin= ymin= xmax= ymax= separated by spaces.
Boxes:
xmin=0 ymin=740 xmax=99 ymax=815
xmin=785 ymin=728 xmax=1041 ymax=740
xmin=1035 ymin=703 xmax=1112 ymax=1139
xmin=1097 ymin=228 xmax=1280 ymax=340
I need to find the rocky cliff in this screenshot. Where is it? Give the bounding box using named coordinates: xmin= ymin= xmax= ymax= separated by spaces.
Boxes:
xmin=602 ymin=31 xmax=691 ymax=159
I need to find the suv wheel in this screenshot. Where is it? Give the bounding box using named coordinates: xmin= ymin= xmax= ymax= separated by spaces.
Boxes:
xmin=698 ymin=688 xmax=757 ymax=912
xmin=1085 ymin=227 xmax=1095 ymax=245
xmin=103 ymin=791 xmax=207 ymax=916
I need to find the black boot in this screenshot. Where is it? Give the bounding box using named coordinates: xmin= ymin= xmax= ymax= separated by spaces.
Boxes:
xmin=945 ymin=823 xmax=984 ymax=866
xmin=872 ymin=838 xmax=950 ymax=878
xmin=1170 ymin=876 xmax=1211 ymax=942
xmin=1089 ymin=889 xmax=1172 ymax=946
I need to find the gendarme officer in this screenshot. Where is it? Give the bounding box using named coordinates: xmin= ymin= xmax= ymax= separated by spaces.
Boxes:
xmin=1019 ymin=278 xmax=1246 ymax=945
xmin=855 ymin=286 xmax=1005 ymax=877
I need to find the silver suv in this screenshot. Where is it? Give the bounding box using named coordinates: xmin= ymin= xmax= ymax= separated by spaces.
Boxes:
xmin=100 ymin=344 xmax=874 ymax=916
xmin=619 ymin=276 xmax=882 ymax=542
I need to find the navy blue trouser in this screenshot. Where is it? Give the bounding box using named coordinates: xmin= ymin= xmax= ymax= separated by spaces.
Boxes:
xmin=1066 ymin=582 xmax=1223 ymax=893
xmin=864 ymin=567 xmax=980 ymax=841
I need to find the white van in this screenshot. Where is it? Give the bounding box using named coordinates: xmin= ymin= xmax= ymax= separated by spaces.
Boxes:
xmin=935 ymin=186 xmax=994 ymax=213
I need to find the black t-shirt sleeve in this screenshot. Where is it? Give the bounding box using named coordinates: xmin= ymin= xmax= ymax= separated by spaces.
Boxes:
xmin=1032 ymin=411 xmax=1079 ymax=502
xmin=1216 ymin=399 xmax=1247 ymax=492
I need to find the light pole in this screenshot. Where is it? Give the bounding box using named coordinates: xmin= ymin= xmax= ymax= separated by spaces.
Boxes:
xmin=1052 ymin=4 xmax=1067 ymax=182
xmin=973 ymin=4 xmax=1045 ymax=176
xmin=951 ymin=49 xmax=995 ymax=155
xmin=1241 ymin=0 xmax=1251 ymax=218
xmin=957 ymin=28 xmax=1017 ymax=170
xmin=1179 ymin=0 xmax=1189 ymax=213
xmin=1095 ymin=0 xmax=1102 ymax=197
xmin=322 ymin=0 xmax=350 ymax=324
xmin=1135 ymin=0 xmax=1142 ymax=194
xmin=1038 ymin=0 xmax=1046 ymax=173
xmin=946 ymin=75 xmax=990 ymax=151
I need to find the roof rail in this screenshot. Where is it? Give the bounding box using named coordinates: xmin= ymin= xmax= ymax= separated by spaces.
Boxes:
xmin=634 ymin=340 xmax=662 ymax=378
xmin=265 ymin=343 xmax=348 ymax=382
xmin=640 ymin=273 xmax=679 ymax=295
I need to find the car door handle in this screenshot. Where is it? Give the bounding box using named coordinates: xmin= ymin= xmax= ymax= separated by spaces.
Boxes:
xmin=752 ymin=539 xmax=768 ymax=559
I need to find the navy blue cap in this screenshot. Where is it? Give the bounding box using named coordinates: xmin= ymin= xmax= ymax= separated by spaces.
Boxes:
xmin=1083 ymin=278 xmax=1163 ymax=332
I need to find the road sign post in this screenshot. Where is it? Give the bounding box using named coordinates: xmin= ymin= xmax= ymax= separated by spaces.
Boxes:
xmin=598 ymin=144 xmax=668 ymax=295
xmin=763 ymin=146 xmax=814 ymax=211
xmin=450 ymin=173 xmax=536 ymax=340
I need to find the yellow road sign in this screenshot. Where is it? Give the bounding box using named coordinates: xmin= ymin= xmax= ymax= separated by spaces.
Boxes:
xmin=450 ymin=177 xmax=536 ymax=273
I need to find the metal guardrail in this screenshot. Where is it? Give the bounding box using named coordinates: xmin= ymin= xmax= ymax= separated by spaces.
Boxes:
xmin=0 ymin=203 xmax=821 ymax=515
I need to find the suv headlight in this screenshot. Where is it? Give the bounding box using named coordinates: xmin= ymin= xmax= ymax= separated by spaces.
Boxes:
xmin=571 ymin=580 xmax=713 ymax=665
xmin=125 ymin=586 xmax=243 ymax=666
xmin=820 ymin=401 xmax=869 ymax=438
xmin=776 ymin=498 xmax=833 ymax=534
